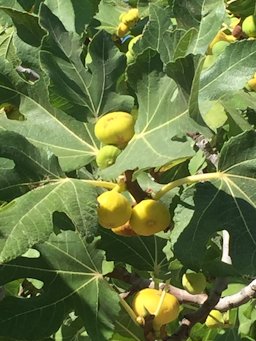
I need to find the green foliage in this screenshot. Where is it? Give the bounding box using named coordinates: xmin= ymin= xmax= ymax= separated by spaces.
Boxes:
xmin=0 ymin=0 xmax=256 ymax=340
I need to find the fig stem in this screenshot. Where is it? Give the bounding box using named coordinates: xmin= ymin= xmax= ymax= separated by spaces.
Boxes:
xmin=80 ymin=180 xmax=116 ymax=190
xmin=154 ymin=172 xmax=222 ymax=200
xmin=119 ymin=296 xmax=141 ymax=326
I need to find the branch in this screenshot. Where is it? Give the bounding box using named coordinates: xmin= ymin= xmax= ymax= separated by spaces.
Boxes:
xmin=124 ymin=170 xmax=150 ymax=203
xmin=165 ymin=230 xmax=231 ymax=341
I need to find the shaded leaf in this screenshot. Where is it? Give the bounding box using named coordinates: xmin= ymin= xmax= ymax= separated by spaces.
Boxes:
xmin=0 ymin=178 xmax=98 ymax=263
xmin=173 ymin=131 xmax=256 ymax=276
xmin=39 ymin=4 xmax=133 ymax=120
xmin=173 ymin=0 xmax=225 ymax=54
xmin=0 ymin=130 xmax=64 ymax=201
xmin=0 ymin=2 xmax=45 ymax=47
xmin=99 ymin=228 xmax=169 ymax=273
xmin=0 ymin=57 xmax=98 ymax=172
xmin=44 ymin=0 xmax=101 ymax=34
xmin=0 ymin=231 xmax=120 ymax=341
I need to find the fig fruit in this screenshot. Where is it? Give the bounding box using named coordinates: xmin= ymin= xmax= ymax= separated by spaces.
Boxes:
xmin=242 ymin=15 xmax=256 ymax=37
xmin=205 ymin=310 xmax=225 ymax=328
xmin=182 ymin=272 xmax=207 ymax=295
xmin=111 ymin=221 xmax=138 ymax=236
xmin=208 ymin=31 xmax=235 ymax=54
xmin=97 ymin=191 xmax=132 ymax=229
xmin=211 ymin=41 xmax=230 ymax=56
xmin=96 ymin=145 xmax=121 ymax=169
xmin=117 ymin=22 xmax=129 ymax=38
xmin=94 ymin=112 xmax=135 ymax=148
xmin=121 ymin=8 xmax=139 ymax=28
xmin=130 ymin=199 xmax=171 ymax=236
xmin=247 ymin=77 xmax=256 ymax=91
xmin=132 ymin=288 xmax=179 ymax=329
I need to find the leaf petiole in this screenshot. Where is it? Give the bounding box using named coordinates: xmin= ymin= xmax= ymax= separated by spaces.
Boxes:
xmin=154 ymin=172 xmax=222 ymax=200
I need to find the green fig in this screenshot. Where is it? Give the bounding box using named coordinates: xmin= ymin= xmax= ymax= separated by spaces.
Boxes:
xmin=182 ymin=272 xmax=207 ymax=295
xmin=96 ymin=145 xmax=121 ymax=169
xmin=242 ymin=15 xmax=256 ymax=37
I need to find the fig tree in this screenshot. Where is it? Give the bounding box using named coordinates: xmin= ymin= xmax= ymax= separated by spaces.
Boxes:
xmin=182 ymin=272 xmax=207 ymax=295
xmin=242 ymin=15 xmax=256 ymax=37
xmin=94 ymin=111 xmax=135 ymax=148
xmin=97 ymin=191 xmax=132 ymax=229
xmin=132 ymin=288 xmax=180 ymax=330
xmin=130 ymin=199 xmax=171 ymax=236
xmin=96 ymin=145 xmax=121 ymax=169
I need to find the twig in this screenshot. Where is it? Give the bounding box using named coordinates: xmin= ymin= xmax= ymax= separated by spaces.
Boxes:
xmin=124 ymin=170 xmax=150 ymax=203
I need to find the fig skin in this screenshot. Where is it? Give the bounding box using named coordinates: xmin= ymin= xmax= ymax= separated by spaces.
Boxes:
xmin=111 ymin=221 xmax=138 ymax=236
xmin=211 ymin=41 xmax=230 ymax=56
xmin=120 ymin=8 xmax=139 ymax=28
xmin=132 ymin=288 xmax=180 ymax=329
xmin=205 ymin=310 xmax=225 ymax=328
xmin=208 ymin=31 xmax=235 ymax=54
xmin=96 ymin=145 xmax=121 ymax=169
xmin=247 ymin=77 xmax=256 ymax=91
xmin=97 ymin=191 xmax=132 ymax=229
xmin=94 ymin=111 xmax=135 ymax=148
xmin=242 ymin=15 xmax=256 ymax=38
xmin=130 ymin=199 xmax=171 ymax=236
xmin=182 ymin=272 xmax=207 ymax=295
xmin=117 ymin=22 xmax=129 ymax=38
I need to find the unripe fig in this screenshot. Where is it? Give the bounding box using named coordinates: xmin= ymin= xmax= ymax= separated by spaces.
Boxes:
xmin=132 ymin=288 xmax=180 ymax=329
xmin=205 ymin=310 xmax=225 ymax=328
xmin=182 ymin=272 xmax=207 ymax=295
xmin=130 ymin=199 xmax=171 ymax=236
xmin=96 ymin=145 xmax=121 ymax=169
xmin=97 ymin=191 xmax=132 ymax=229
xmin=208 ymin=31 xmax=235 ymax=54
xmin=111 ymin=221 xmax=138 ymax=236
xmin=94 ymin=112 xmax=135 ymax=148
xmin=211 ymin=41 xmax=230 ymax=56
xmin=117 ymin=22 xmax=129 ymax=38
xmin=202 ymin=55 xmax=216 ymax=70
xmin=242 ymin=15 xmax=256 ymax=37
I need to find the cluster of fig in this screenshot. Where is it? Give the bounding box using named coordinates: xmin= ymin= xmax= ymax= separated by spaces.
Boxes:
xmin=116 ymin=8 xmax=139 ymax=38
xmin=94 ymin=111 xmax=135 ymax=169
xmin=97 ymin=189 xmax=171 ymax=237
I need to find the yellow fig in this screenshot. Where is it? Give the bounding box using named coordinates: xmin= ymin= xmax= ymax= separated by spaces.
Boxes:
xmin=132 ymin=288 xmax=179 ymax=329
xmin=121 ymin=8 xmax=139 ymax=28
xmin=94 ymin=112 xmax=135 ymax=148
xmin=130 ymin=199 xmax=171 ymax=236
xmin=247 ymin=77 xmax=256 ymax=91
xmin=97 ymin=191 xmax=132 ymax=229
xmin=117 ymin=22 xmax=129 ymax=38
xmin=182 ymin=272 xmax=207 ymax=295
xmin=205 ymin=310 xmax=225 ymax=328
